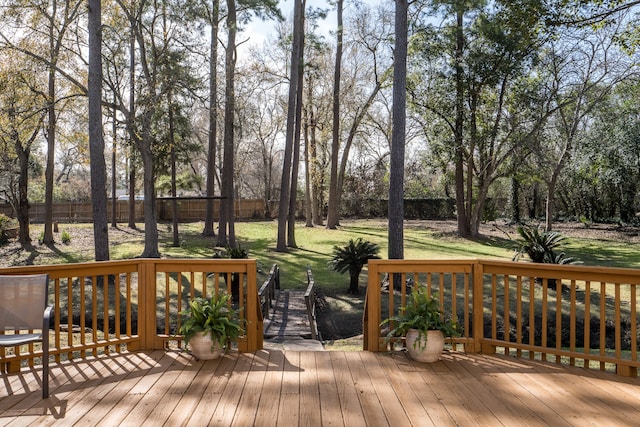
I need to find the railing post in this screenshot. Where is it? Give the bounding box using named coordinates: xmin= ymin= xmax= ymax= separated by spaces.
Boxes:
xmin=241 ymin=260 xmax=262 ymax=352
xmin=617 ymin=364 xmax=638 ymax=377
xmin=470 ymin=260 xmax=485 ymax=353
xmin=364 ymin=260 xmax=381 ymax=351
xmin=137 ymin=259 xmax=158 ymax=350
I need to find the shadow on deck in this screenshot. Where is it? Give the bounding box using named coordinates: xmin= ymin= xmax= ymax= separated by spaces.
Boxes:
xmin=2 ymin=349 xmax=640 ymax=426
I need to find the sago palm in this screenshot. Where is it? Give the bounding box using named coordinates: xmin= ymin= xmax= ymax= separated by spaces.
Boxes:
xmin=329 ymin=238 xmax=380 ymax=294
xmin=513 ymin=225 xmax=567 ymax=263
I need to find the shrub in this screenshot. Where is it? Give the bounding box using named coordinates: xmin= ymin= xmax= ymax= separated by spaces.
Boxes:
xmin=0 ymin=214 xmax=17 ymax=230
xmin=61 ymin=230 xmax=71 ymax=244
xmin=513 ymin=224 xmax=579 ymax=265
xmin=329 ymin=238 xmax=380 ymax=294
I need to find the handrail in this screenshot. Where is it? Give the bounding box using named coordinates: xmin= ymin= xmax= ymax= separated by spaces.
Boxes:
xmin=258 ymin=264 xmax=279 ymax=319
xmin=0 ymin=259 xmax=262 ymax=371
xmin=365 ymin=259 xmax=640 ymax=377
xmin=304 ymin=266 xmax=320 ymax=341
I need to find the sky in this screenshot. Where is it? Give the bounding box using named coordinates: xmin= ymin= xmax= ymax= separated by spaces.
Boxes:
xmin=242 ymin=0 xmax=382 ymax=50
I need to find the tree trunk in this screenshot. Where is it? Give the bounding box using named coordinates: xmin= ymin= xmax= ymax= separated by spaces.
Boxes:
xmin=127 ymin=26 xmax=137 ymax=229
xmin=139 ymin=112 xmax=160 ymax=258
xmin=307 ymin=81 xmax=322 ymax=226
xmin=276 ymin=0 xmax=304 ymax=252
xmin=326 ymin=0 xmax=343 ymax=230
xmin=14 ymin=128 xmax=36 ymax=245
xmin=16 ymin=147 xmax=31 ymax=245
xmin=217 ymin=0 xmax=237 ymax=248
xmin=303 ymin=99 xmax=313 ymax=227
xmin=388 ymin=0 xmax=408 ymax=261
xmin=128 ymin=153 xmax=136 ymax=228
xmin=203 ymin=0 xmax=219 ymax=237
xmin=169 ymin=91 xmax=179 ymax=247
xmin=43 ymin=57 xmax=56 ymax=245
xmin=88 ymin=0 xmax=110 ymax=261
xmin=510 ymin=176 xmax=521 ymax=223
xmin=287 ymin=8 xmax=305 ymax=247
xmin=111 ymin=104 xmax=117 ymax=228
xmin=349 ymin=271 xmax=361 ymax=295
xmin=454 ymin=7 xmax=471 ymax=238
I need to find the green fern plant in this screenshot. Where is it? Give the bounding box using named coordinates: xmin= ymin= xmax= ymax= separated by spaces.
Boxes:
xmin=382 ymin=288 xmax=460 ymax=349
xmin=179 ymin=293 xmax=242 ymax=351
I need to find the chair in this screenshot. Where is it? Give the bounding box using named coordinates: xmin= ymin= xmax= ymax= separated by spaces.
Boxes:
xmin=0 ymin=274 xmax=53 ymax=398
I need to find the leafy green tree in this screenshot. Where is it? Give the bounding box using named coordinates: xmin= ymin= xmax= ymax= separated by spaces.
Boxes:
xmin=218 ymin=0 xmax=281 ymax=249
xmin=0 ymin=0 xmax=86 ymax=245
xmin=561 ymin=80 xmax=640 ymax=223
xmin=329 ymin=237 xmax=380 ymax=294
xmin=0 ymin=52 xmax=47 ymax=244
xmin=409 ymin=1 xmax=548 ymax=237
xmin=110 ymin=0 xmax=205 ymax=257
xmin=534 ymin=21 xmax=634 ymax=230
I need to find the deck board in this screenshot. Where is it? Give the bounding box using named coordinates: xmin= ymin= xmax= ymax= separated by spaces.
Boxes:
xmin=315 ymin=351 xmax=346 ymax=427
xmin=253 ymin=349 xmax=283 ymax=427
xmin=299 ymin=351 xmax=322 ymax=426
xmin=185 ymin=353 xmax=237 ymax=426
xmin=2 ymin=349 xmax=640 ymax=426
xmin=330 ymin=351 xmax=367 ymax=427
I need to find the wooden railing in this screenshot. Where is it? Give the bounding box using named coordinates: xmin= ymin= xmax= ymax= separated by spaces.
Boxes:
xmin=305 ymin=266 xmax=320 ymax=341
xmin=365 ymin=259 xmax=640 ymax=377
xmin=258 ymin=264 xmax=279 ymax=320
xmin=0 ymin=259 xmax=262 ymax=373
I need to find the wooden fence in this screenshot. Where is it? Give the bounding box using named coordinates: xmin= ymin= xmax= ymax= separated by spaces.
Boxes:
xmin=365 ymin=259 xmax=640 ymax=377
xmin=0 ymin=199 xmax=269 ymax=223
xmin=0 ymin=259 xmax=262 ymax=373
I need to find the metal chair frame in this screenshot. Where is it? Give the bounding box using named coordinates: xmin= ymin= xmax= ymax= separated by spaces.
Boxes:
xmin=0 ymin=274 xmax=53 ymax=398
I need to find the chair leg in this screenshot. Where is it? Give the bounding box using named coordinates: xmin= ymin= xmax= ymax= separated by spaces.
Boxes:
xmin=42 ymin=341 xmax=49 ymax=399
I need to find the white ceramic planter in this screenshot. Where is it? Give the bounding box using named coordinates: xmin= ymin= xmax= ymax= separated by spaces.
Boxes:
xmin=405 ymin=329 xmax=445 ymax=363
xmin=188 ymin=332 xmax=223 ymax=360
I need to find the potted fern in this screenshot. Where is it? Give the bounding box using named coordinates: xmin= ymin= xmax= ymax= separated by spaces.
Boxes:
xmin=382 ymin=287 xmax=460 ymax=362
xmin=179 ymin=293 xmax=241 ymax=360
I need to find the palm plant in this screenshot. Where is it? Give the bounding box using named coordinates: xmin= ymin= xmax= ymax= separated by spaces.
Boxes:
xmin=329 ymin=238 xmax=380 ymax=294
xmin=512 ymin=224 xmax=573 ymax=264
xmin=513 ymin=224 xmax=579 ymax=289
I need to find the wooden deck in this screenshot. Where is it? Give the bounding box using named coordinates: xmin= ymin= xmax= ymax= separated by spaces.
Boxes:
xmin=2 ymin=350 xmax=640 ymax=426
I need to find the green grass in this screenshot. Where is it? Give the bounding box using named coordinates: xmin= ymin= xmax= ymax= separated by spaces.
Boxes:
xmin=565 ymin=239 xmax=640 ymax=268
xmin=12 ymin=219 xmax=640 ymax=294
xmin=229 ymin=219 xmax=514 ymax=293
